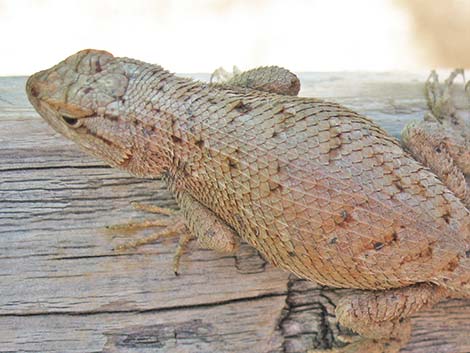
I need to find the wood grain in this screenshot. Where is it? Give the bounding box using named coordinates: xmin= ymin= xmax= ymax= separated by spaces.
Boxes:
xmin=1 ymin=73 xmax=469 ymax=353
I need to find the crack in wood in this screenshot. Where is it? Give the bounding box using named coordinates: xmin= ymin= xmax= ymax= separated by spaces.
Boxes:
xmin=104 ymin=319 xmax=215 ymax=350
xmin=0 ymin=164 xmax=111 ymax=172
xmin=0 ymin=291 xmax=287 ymax=318
xmin=277 ymin=277 xmax=359 ymax=353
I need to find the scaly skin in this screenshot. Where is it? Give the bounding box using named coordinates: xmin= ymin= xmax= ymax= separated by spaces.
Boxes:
xmin=402 ymin=69 xmax=470 ymax=208
xmin=212 ymin=65 xmax=301 ymax=96
xmin=26 ymin=50 xmax=470 ymax=353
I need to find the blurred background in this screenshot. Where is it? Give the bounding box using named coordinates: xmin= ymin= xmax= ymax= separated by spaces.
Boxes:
xmin=1 ymin=0 xmax=469 ymax=76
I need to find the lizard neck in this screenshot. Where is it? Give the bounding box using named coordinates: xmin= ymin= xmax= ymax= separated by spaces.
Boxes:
xmin=121 ymin=63 xmax=213 ymax=186
xmin=111 ymin=62 xmax=195 ymax=178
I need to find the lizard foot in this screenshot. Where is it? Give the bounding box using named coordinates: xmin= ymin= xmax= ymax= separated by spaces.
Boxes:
xmin=108 ymin=202 xmax=193 ymax=275
xmin=109 ymin=194 xmax=240 ymax=274
xmin=310 ymin=283 xmax=446 ymax=353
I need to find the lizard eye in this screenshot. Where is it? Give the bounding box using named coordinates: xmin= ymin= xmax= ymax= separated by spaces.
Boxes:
xmin=61 ymin=115 xmax=82 ymax=128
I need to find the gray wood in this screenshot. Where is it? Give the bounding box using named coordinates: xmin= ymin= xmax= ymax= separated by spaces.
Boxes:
xmin=1 ymin=74 xmax=469 ymax=353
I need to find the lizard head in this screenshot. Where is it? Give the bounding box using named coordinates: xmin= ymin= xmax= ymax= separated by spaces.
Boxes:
xmin=26 ymin=49 xmax=167 ymax=177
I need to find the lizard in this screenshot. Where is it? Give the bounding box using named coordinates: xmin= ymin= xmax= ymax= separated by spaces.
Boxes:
xmin=26 ymin=49 xmax=470 ymax=353
xmin=402 ymin=69 xmax=470 ymax=209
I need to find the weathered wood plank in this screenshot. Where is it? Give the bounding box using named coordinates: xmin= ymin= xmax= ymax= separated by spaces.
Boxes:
xmin=1 ymin=74 xmax=469 ymax=352
xmin=0 ymin=165 xmax=287 ymax=314
xmin=0 ymin=296 xmax=287 ymax=353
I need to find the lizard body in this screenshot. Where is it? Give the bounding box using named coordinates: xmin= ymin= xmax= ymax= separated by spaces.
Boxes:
xmin=27 ymin=50 xmax=470 ymax=353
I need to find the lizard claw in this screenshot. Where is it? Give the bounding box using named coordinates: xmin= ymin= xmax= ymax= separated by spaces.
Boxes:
xmin=108 ymin=202 xmax=193 ymax=274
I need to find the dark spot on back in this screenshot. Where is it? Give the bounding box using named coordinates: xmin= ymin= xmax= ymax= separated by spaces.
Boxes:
xmin=443 ymin=211 xmax=451 ymax=224
xmin=227 ymin=115 xmax=237 ymax=124
xmin=84 ymin=87 xmax=93 ymax=94
xmin=374 ymin=242 xmax=384 ymax=251
xmin=393 ymin=180 xmax=404 ymax=192
xmin=268 ymin=181 xmax=282 ymax=192
xmin=228 ymin=158 xmax=238 ymax=169
xmin=336 ymin=210 xmax=353 ymax=226
xmin=329 ymin=237 xmax=338 ymax=245
xmin=171 ymin=116 xmax=177 ymax=128
xmin=195 ymin=139 xmax=204 ymax=148
xmin=234 ymin=100 xmax=251 ymax=113
xmin=107 ymin=115 xmax=119 ymax=122
xmin=171 ymin=135 xmax=182 ymax=143
xmin=423 ymin=246 xmax=433 ymax=258
xmin=384 ymin=230 xmax=399 ymax=244
xmin=445 ymin=257 xmax=460 ymax=272
xmin=466 ymin=250 xmax=470 ymax=258
xmin=234 ymin=214 xmax=244 ymax=229
xmin=143 ymin=126 xmax=153 ymax=137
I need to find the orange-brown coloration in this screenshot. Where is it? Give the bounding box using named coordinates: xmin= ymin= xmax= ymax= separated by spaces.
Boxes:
xmin=27 ymin=50 xmax=470 ymax=353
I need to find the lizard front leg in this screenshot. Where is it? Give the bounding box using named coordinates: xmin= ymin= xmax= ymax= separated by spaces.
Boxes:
xmin=172 ymin=192 xmax=240 ymax=273
xmin=310 ymin=283 xmax=447 ymax=353
xmin=113 ymin=192 xmax=239 ymax=274
xmin=177 ymin=192 xmax=239 ymax=255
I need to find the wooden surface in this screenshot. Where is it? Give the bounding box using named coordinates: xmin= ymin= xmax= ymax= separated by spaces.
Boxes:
xmin=1 ymin=73 xmax=469 ymax=353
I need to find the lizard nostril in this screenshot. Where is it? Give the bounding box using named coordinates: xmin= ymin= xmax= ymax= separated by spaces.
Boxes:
xmin=27 ymin=77 xmax=40 ymax=98
xmin=30 ymin=85 xmax=39 ymax=98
